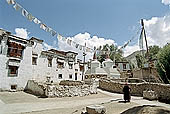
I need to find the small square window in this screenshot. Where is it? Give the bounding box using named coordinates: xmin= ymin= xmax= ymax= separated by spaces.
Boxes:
xmin=11 ymin=85 xmax=17 ymax=90
xmin=69 ymin=74 xmax=72 ymax=79
xmin=32 ymin=57 xmax=37 ymax=65
xmin=58 ymin=74 xmax=62 ymax=79
xmin=8 ymin=66 xmax=18 ymax=77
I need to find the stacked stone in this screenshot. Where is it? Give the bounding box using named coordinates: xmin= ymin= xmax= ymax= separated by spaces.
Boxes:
xmin=45 ymin=84 xmax=97 ymax=98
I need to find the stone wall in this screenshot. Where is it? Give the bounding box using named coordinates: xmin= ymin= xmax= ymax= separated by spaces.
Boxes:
xmin=25 ymin=80 xmax=97 ymax=98
xmin=99 ymin=78 xmax=170 ymax=102
xmin=132 ymin=68 xmax=163 ymax=83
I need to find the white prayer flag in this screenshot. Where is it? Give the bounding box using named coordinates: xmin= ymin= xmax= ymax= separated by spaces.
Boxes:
xmin=40 ymin=23 xmax=47 ymax=31
xmin=22 ymin=9 xmax=28 ymax=17
xmin=139 ymin=28 xmax=144 ymax=50
xmin=13 ymin=3 xmax=21 ymax=11
xmin=27 ymin=13 xmax=34 ymax=21
xmin=57 ymin=33 xmax=62 ymax=40
xmin=33 ymin=18 xmax=41 ymax=24
xmin=6 ymin=0 xmax=15 ymax=5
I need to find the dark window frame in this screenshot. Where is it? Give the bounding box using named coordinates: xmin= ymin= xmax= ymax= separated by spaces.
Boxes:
xmin=32 ymin=57 xmax=37 ymax=65
xmin=69 ymin=74 xmax=72 ymax=79
xmin=58 ymin=74 xmax=62 ymax=79
xmin=8 ymin=66 xmax=18 ymax=77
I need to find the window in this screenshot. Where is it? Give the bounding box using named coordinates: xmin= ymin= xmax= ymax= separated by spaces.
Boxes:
xmin=32 ymin=57 xmax=37 ymax=65
xmin=11 ymin=85 xmax=17 ymax=90
xmin=57 ymin=62 xmax=64 ymax=68
xmin=69 ymin=74 xmax=72 ymax=79
xmin=58 ymin=74 xmax=62 ymax=79
xmin=75 ymin=69 xmax=78 ymax=71
xmin=48 ymin=58 xmax=52 ymax=67
xmin=7 ymin=42 xmax=24 ymax=58
xmin=8 ymin=66 xmax=18 ymax=77
xmin=75 ymin=73 xmax=77 ymax=80
xmin=69 ymin=64 xmax=73 ymax=69
xmin=123 ymin=64 xmax=126 ymax=69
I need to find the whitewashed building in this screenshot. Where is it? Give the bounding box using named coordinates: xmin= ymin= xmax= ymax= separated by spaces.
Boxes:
xmin=0 ymin=29 xmax=82 ymax=91
xmin=85 ymin=52 xmax=120 ymax=79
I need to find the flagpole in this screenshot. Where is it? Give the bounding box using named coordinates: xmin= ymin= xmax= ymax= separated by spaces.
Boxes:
xmin=141 ymin=19 xmax=151 ymax=90
xmin=82 ymin=43 xmax=86 ymax=81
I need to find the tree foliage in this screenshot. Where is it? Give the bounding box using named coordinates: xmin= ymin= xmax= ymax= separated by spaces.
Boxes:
xmin=156 ymin=43 xmax=170 ymax=84
xmin=148 ymin=45 xmax=160 ymax=61
xmin=96 ymin=44 xmax=125 ymax=63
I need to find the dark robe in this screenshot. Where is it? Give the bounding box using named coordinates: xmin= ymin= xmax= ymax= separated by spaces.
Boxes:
xmin=123 ymin=85 xmax=131 ymax=102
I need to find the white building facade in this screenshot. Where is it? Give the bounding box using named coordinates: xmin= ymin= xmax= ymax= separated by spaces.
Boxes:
xmin=0 ymin=29 xmax=82 ymax=91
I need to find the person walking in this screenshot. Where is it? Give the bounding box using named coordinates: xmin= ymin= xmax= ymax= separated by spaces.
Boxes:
xmin=123 ymin=83 xmax=131 ymax=103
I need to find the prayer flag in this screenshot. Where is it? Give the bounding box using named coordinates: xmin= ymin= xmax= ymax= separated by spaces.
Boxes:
xmin=27 ymin=13 xmax=34 ymax=21
xmin=22 ymin=9 xmax=28 ymax=17
xmin=6 ymin=0 xmax=15 ymax=5
xmin=51 ymin=30 xmax=56 ymax=36
xmin=139 ymin=28 xmax=144 ymax=50
xmin=72 ymin=41 xmax=76 ymax=47
xmin=13 ymin=3 xmax=21 ymax=11
xmin=62 ymin=37 xmax=66 ymax=42
xmin=40 ymin=23 xmax=47 ymax=31
xmin=33 ymin=18 xmax=41 ymax=24
xmin=79 ymin=45 xmax=82 ymax=50
xmin=75 ymin=44 xmax=79 ymax=48
xmin=57 ymin=33 xmax=62 ymax=40
xmin=67 ymin=39 xmax=72 ymax=45
xmin=46 ymin=27 xmax=52 ymax=33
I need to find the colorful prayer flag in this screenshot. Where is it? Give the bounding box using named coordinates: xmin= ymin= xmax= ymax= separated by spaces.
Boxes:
xmin=62 ymin=37 xmax=66 ymax=42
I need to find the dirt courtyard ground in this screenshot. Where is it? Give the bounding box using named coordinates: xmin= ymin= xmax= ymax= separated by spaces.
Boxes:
xmin=0 ymin=89 xmax=170 ymax=114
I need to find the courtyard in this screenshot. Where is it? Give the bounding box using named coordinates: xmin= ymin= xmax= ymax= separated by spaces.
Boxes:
xmin=0 ymin=89 xmax=170 ymax=114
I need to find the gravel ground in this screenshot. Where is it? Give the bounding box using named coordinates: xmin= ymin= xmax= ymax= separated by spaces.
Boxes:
xmin=0 ymin=90 xmax=170 ymax=114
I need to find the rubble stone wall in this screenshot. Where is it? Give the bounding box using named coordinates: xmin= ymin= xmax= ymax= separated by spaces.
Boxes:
xmin=99 ymin=78 xmax=170 ymax=101
xmin=25 ymin=80 xmax=97 ymax=98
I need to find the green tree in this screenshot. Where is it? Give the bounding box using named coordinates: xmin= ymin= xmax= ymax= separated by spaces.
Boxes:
xmin=135 ymin=54 xmax=143 ymax=68
xmin=148 ymin=45 xmax=160 ymax=61
xmin=156 ymin=43 xmax=170 ymax=84
xmin=96 ymin=44 xmax=125 ymax=63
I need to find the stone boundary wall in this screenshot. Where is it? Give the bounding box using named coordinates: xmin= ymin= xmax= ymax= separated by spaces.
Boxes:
xmin=24 ymin=80 xmax=97 ymax=98
xmin=99 ymin=78 xmax=170 ymax=102
xmin=59 ymin=80 xmax=84 ymax=86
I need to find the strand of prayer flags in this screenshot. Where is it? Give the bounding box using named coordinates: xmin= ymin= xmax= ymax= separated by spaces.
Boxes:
xmin=7 ymin=0 xmax=135 ymax=54
xmin=6 ymin=0 xmax=57 ymax=37
xmin=6 ymin=0 xmax=95 ymax=53
xmin=56 ymin=33 xmax=94 ymax=53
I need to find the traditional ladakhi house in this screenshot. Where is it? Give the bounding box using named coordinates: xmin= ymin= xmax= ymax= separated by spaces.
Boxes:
xmin=0 ymin=29 xmax=82 ymax=91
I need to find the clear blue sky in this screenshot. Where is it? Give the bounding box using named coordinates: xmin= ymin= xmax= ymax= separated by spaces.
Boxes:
xmin=0 ymin=0 xmax=169 ymax=47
